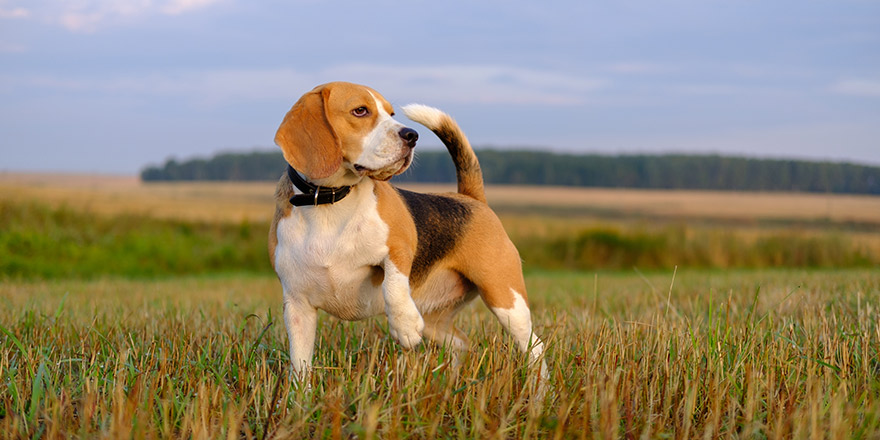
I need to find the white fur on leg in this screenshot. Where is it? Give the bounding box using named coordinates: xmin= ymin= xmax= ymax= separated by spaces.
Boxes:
xmin=489 ymin=289 xmax=550 ymax=382
xmin=382 ymin=259 xmax=425 ymax=348
xmin=283 ymin=294 xmax=318 ymax=381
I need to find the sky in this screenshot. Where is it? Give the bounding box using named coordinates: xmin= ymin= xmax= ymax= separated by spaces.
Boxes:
xmin=1 ymin=0 xmax=879 ymax=174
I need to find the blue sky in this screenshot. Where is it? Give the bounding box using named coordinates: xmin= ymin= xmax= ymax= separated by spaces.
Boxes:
xmin=2 ymin=0 xmax=879 ymax=174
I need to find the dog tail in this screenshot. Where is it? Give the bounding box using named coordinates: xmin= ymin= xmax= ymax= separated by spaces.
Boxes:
xmin=402 ymin=104 xmax=486 ymax=203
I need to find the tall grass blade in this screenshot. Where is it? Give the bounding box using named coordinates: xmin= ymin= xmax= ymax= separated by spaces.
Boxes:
xmin=0 ymin=324 xmax=26 ymax=355
xmin=27 ymin=358 xmax=48 ymax=425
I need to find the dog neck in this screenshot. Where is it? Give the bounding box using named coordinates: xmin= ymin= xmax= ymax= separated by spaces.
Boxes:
xmin=287 ymin=165 xmax=353 ymax=207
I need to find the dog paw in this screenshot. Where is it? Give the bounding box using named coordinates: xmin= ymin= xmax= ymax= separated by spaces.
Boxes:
xmin=387 ymin=308 xmax=425 ymax=349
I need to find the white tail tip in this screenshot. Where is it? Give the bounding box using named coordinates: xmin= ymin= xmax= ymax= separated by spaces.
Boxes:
xmin=401 ymin=104 xmax=447 ymax=130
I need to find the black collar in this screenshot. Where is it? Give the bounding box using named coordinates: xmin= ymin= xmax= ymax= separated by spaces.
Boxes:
xmin=286 ymin=165 xmax=352 ymax=207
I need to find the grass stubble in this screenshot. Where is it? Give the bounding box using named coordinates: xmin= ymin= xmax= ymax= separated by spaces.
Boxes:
xmin=2 ymin=176 xmax=879 ymax=437
xmin=1 ymin=269 xmax=878 ymax=438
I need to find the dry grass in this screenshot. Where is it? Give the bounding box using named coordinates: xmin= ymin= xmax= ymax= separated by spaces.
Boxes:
xmin=7 ymin=172 xmax=880 ymax=257
xmin=5 ymin=173 xmax=879 ymax=273
xmin=3 ymin=173 xmax=879 ymax=226
xmin=2 ymin=173 xmax=879 ymax=437
xmin=0 ymin=173 xmax=275 ymax=223
xmin=483 ymin=186 xmax=880 ymax=225
xmin=1 ymin=270 xmax=878 ymax=438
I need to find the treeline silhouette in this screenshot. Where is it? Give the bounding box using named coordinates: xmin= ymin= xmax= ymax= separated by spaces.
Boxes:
xmin=141 ymin=150 xmax=880 ymax=194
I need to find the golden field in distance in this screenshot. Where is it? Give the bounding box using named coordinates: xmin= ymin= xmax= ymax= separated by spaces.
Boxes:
xmin=1 ymin=172 xmax=878 ymax=226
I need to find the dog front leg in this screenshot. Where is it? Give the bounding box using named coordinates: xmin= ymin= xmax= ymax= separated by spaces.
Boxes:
xmin=381 ymin=259 xmax=424 ymax=349
xmin=282 ymin=293 xmax=317 ymax=381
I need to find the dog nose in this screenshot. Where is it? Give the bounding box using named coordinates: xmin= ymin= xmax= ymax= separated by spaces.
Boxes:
xmin=399 ymin=127 xmax=418 ymax=148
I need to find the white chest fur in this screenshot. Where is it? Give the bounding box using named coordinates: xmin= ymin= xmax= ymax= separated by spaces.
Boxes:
xmin=273 ymin=180 xmax=390 ymax=320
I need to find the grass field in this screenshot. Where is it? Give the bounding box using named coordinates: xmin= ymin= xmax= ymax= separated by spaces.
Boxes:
xmin=3 ymin=173 xmax=880 ymax=225
xmin=2 ymin=270 xmax=878 ymax=438
xmin=1 ymin=173 xmax=879 ymax=438
xmin=2 ymin=173 xmax=879 ymax=277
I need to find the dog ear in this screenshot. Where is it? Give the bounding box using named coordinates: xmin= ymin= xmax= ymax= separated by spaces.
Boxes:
xmin=274 ymin=86 xmax=342 ymax=180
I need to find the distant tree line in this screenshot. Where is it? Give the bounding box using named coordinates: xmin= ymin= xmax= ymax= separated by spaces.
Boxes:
xmin=141 ymin=149 xmax=880 ymax=194
xmin=140 ymin=151 xmax=286 ymax=181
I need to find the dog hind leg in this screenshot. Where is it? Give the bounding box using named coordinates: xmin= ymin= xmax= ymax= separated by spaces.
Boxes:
xmin=483 ymin=288 xmax=547 ymax=371
xmin=485 ymin=287 xmax=550 ymax=402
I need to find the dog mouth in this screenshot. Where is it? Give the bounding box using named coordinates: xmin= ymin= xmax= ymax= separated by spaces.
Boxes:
xmin=354 ymin=152 xmax=413 ymax=181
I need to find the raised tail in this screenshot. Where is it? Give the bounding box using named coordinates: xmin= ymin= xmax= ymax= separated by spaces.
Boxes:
xmin=402 ymin=104 xmax=486 ymax=203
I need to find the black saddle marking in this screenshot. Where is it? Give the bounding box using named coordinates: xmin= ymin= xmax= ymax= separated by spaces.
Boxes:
xmin=396 ymin=189 xmax=472 ymax=285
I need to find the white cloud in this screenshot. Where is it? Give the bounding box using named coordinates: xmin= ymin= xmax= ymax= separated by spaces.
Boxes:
xmin=59 ymin=11 xmax=106 ymax=33
xmin=2 ymin=64 xmax=606 ymax=107
xmin=326 ymin=64 xmax=606 ymax=105
xmin=161 ymin=0 xmax=222 ymax=15
xmin=54 ymin=1 xmax=154 ymax=32
xmin=830 ymin=79 xmax=880 ymax=98
xmin=0 ymin=6 xmax=28 ymax=18
xmin=11 ymin=0 xmax=223 ymax=32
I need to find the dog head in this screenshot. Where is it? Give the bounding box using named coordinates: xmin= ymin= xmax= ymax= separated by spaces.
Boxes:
xmin=275 ymin=81 xmax=418 ymax=185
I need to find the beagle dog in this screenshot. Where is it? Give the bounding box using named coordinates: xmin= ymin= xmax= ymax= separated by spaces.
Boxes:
xmin=269 ymin=81 xmax=547 ymax=383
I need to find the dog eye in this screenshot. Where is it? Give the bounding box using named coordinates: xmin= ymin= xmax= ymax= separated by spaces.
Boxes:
xmin=351 ymin=106 xmax=370 ymax=117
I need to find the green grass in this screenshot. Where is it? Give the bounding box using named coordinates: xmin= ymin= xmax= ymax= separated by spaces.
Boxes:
xmin=0 ymin=201 xmax=269 ymax=279
xmin=2 ymin=197 xmax=879 ymax=437
xmin=2 ymin=200 xmax=877 ymax=281
xmin=2 ymin=269 xmax=879 ymax=438
xmin=515 ymin=223 xmax=878 ymax=271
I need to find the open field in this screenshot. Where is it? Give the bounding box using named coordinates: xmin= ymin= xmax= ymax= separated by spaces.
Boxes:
xmin=3 ymin=172 xmax=879 ymax=274
xmin=1 ymin=173 xmax=879 ymax=437
xmin=3 ymin=172 xmax=880 ymax=226
xmin=2 ymin=173 xmax=879 ymax=279
xmin=1 ymin=269 xmax=879 ymax=438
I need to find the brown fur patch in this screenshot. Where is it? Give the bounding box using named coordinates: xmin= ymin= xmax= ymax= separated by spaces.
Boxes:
xmin=373 ymin=181 xmax=417 ymax=276
xmin=447 ymin=202 xmax=526 ymax=310
xmin=274 ymin=86 xmax=342 ymax=180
